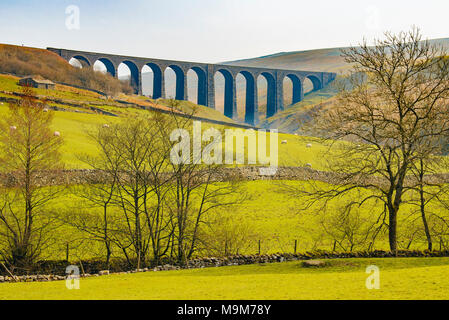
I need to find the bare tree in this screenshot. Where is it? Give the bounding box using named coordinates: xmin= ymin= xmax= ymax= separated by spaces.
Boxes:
xmin=0 ymin=86 xmax=63 ymax=267
xmin=72 ymin=111 xmax=177 ymax=268
xmin=156 ymin=100 xmax=245 ymax=265
xmin=296 ymin=27 xmax=449 ymax=253
xmin=59 ymin=98 xmax=245 ymax=268
xmin=90 ymin=117 xmax=164 ymax=269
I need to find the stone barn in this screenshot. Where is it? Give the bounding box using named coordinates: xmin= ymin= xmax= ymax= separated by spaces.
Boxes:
xmin=19 ymin=76 xmax=55 ymax=90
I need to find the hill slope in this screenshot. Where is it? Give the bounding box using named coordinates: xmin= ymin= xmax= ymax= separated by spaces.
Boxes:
xmin=0 ymin=73 xmax=246 ymax=166
xmin=0 ymin=44 xmax=131 ymax=95
xmin=223 ymin=37 xmax=449 ymax=132
xmin=223 ymin=37 xmax=449 ymax=74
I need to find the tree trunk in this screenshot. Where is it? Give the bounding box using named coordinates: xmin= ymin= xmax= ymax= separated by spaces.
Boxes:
xmin=419 ymin=191 xmax=432 ymax=251
xmin=388 ymin=205 xmax=398 ymax=254
xmin=419 ymin=160 xmax=433 ymax=251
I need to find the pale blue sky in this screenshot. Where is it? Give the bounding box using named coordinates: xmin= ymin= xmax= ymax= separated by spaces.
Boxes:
xmin=1 ymin=0 xmax=448 ymax=63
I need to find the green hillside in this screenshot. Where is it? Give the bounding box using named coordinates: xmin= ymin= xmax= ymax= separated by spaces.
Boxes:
xmin=0 ymin=73 xmax=332 ymax=168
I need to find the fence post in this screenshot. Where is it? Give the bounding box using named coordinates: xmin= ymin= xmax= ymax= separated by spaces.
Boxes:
xmin=258 ymin=240 xmax=261 ymax=255
xmin=294 ymin=240 xmax=297 ymax=254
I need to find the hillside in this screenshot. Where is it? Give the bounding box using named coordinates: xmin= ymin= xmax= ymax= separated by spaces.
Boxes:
xmin=223 ymin=37 xmax=449 ymax=73
xmin=0 ymin=44 xmax=244 ymax=127
xmin=0 ymin=74 xmax=246 ymax=166
xmin=0 ymin=44 xmax=131 ymax=96
xmin=147 ymin=39 xmax=449 ymax=129
xmin=0 ymin=73 xmax=329 ymax=168
xmin=222 ymin=37 xmax=449 ymax=132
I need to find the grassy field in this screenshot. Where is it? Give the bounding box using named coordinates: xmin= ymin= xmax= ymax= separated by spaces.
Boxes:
xmin=39 ymin=179 xmax=431 ymax=261
xmin=0 ymin=105 xmax=331 ymax=169
xmin=0 ymin=73 xmax=335 ymax=169
xmin=0 ymin=72 xmax=444 ymax=259
xmin=1 ymin=257 xmax=449 ymax=299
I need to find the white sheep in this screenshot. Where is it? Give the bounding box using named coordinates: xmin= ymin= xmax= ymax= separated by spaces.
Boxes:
xmin=306 ymin=143 xmax=312 ymax=148
xmin=54 ymin=131 xmax=61 ymax=137
xmin=306 ymin=163 xmax=312 ymax=168
xmin=103 ymin=124 xmax=110 ymax=128
xmin=281 ymin=140 xmax=288 ymax=144
xmin=9 ymin=125 xmax=16 ymax=131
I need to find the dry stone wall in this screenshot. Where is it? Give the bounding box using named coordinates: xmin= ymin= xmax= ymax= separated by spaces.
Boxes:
xmin=1 ymin=249 xmax=448 ymax=283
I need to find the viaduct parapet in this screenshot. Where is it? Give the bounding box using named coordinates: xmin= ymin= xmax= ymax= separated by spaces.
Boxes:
xmin=47 ymin=47 xmax=336 ymax=125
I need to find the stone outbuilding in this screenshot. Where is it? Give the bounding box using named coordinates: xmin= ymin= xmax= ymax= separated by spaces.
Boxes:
xmin=19 ymin=76 xmax=55 ymax=90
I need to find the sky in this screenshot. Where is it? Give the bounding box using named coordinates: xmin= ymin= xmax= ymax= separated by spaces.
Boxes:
xmin=1 ymin=0 xmax=449 ymax=63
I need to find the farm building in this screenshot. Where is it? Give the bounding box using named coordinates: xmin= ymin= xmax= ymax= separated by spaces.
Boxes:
xmin=18 ymin=76 xmax=55 ymax=89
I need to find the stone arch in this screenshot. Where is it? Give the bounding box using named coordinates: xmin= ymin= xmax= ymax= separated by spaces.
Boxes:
xmin=215 ymin=69 xmax=235 ymax=119
xmin=238 ymin=71 xmax=257 ymax=125
xmin=93 ymin=57 xmax=116 ymax=77
xmin=188 ymin=66 xmax=207 ymax=106
xmin=69 ymin=55 xmax=91 ymax=68
xmin=142 ymin=62 xmax=163 ymax=99
xmin=306 ymin=74 xmax=322 ymax=92
xmin=284 ymin=74 xmax=302 ymax=106
xmin=258 ymin=72 xmax=276 ymax=118
xmin=165 ymin=65 xmax=186 ymax=100
xmin=119 ymin=60 xmax=140 ymax=94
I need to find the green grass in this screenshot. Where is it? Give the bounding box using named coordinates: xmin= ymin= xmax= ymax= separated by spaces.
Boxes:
xmin=1 ymin=257 xmax=449 ymax=299
xmin=0 ymin=103 xmax=332 ymax=169
xmin=0 ymin=73 xmax=340 ymax=169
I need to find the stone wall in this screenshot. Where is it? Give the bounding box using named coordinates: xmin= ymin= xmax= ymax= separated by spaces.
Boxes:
xmin=2 ymin=166 xmax=447 ymax=188
xmin=1 ymin=249 xmax=448 ymax=283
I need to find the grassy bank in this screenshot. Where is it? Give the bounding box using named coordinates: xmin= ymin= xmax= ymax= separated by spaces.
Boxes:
xmin=1 ymin=257 xmax=448 ymax=299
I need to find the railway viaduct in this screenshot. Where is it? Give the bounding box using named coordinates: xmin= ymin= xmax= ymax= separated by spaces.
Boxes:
xmin=47 ymin=47 xmax=336 ymax=125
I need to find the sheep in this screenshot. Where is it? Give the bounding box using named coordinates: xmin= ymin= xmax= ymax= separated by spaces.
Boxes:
xmin=306 ymin=143 xmax=312 ymax=148
xmin=43 ymin=108 xmax=49 ymax=112
xmin=306 ymin=163 xmax=312 ymax=168
xmin=9 ymin=125 xmax=16 ymax=131
xmin=281 ymin=140 xmax=288 ymax=144
xmin=103 ymin=124 xmax=110 ymax=128
xmin=54 ymin=131 xmax=61 ymax=137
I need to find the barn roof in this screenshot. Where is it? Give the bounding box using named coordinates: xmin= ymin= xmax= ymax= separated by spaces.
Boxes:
xmin=20 ymin=76 xmax=55 ymax=85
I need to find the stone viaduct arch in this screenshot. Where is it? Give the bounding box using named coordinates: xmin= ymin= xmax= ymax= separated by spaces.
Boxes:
xmin=166 ymin=64 xmax=186 ymax=100
xmin=283 ymin=74 xmax=303 ymax=108
xmin=189 ymin=67 xmax=207 ymax=106
xmin=48 ymin=47 xmax=336 ymax=126
xmin=95 ymin=57 xmax=116 ymax=77
xmin=306 ymin=74 xmax=322 ymax=92
xmin=143 ymin=63 xmax=163 ymax=99
xmin=258 ymin=72 xmax=276 ymax=119
xmin=70 ymin=54 xmax=91 ymax=68
xmin=240 ymin=71 xmax=257 ymax=125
